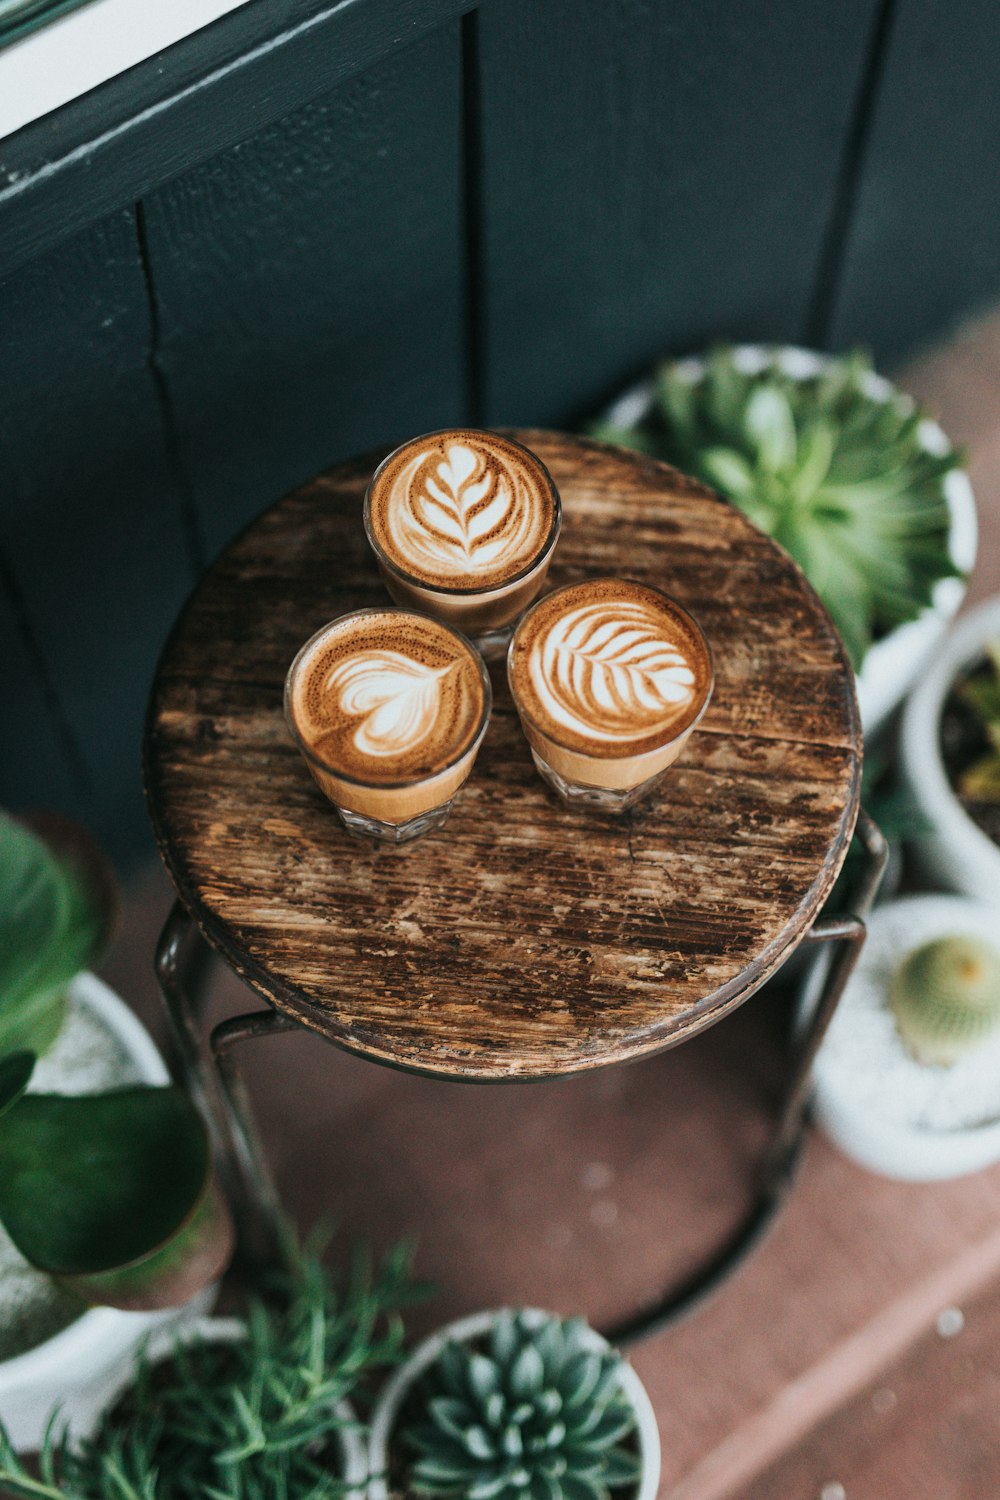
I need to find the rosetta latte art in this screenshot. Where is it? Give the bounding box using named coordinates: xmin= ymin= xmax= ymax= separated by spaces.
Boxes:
xmin=324 ymin=650 xmax=453 ymax=759
xmin=529 ymin=600 xmax=697 ymax=744
xmin=389 ymin=441 xmax=539 ymax=580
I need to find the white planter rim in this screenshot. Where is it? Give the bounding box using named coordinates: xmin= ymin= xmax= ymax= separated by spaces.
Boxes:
xmin=901 ymin=595 xmax=1000 ymax=879
xmin=368 ymin=1308 xmax=660 ymax=1500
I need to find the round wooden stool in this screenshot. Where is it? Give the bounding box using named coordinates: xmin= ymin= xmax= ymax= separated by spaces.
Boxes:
xmin=146 ymin=431 xmax=882 ymax=1339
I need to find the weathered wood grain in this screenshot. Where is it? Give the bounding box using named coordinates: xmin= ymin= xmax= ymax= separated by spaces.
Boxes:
xmin=145 ymin=432 xmax=861 ymax=1080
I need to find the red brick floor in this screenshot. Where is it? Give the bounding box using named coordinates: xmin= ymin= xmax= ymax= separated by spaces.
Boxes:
xmin=95 ymin=315 xmax=1000 ymax=1499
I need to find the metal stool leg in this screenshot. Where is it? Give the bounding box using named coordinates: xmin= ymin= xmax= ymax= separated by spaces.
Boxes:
xmin=156 ymin=903 xmax=295 ymax=1271
xmin=605 ymin=810 xmax=889 ymax=1346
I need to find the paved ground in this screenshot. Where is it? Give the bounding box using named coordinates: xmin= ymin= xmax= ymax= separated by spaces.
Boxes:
xmin=96 ymin=313 xmax=1000 ymax=1499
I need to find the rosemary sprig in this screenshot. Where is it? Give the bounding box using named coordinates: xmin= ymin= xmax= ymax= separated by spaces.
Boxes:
xmin=0 ymin=1234 xmax=425 ymax=1500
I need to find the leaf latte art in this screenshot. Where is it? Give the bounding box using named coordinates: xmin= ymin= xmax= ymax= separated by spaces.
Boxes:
xmin=367 ymin=431 xmax=558 ymax=589
xmin=324 ymin=650 xmax=453 ymax=758
xmin=529 ymin=600 xmax=697 ymax=744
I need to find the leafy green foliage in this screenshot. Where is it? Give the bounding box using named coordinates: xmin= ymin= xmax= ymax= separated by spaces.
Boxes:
xmin=0 ymin=1236 xmax=421 ymax=1500
xmin=400 ymin=1310 xmax=641 ymax=1499
xmin=891 ymin=934 xmax=1000 ymax=1067
xmin=957 ymin=641 xmax=1000 ymax=805
xmin=590 ymin=348 xmax=962 ymax=670
xmin=0 ymin=812 xmax=116 ymax=1059
xmin=0 ymin=1081 xmax=211 ymax=1276
xmin=0 ymin=1056 xmax=231 ymax=1309
xmin=0 ymin=1049 xmax=35 ymax=1119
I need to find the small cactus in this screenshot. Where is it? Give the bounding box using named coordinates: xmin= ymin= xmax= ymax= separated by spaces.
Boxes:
xmin=891 ymin=934 xmax=1000 ymax=1067
xmin=398 ymin=1310 xmax=642 ymax=1499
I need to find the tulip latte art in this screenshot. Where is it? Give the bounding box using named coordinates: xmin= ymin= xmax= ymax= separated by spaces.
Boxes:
xmin=366 ymin=430 xmax=559 ymax=590
xmin=287 ymin=611 xmax=487 ymax=784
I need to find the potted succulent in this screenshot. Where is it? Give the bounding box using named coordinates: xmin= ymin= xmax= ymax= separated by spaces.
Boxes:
xmin=368 ymin=1307 xmax=661 ymax=1500
xmin=900 ymin=595 xmax=1000 ymax=901
xmin=805 ymin=894 xmax=1000 ymax=1180
xmin=0 ymin=810 xmax=232 ymax=1451
xmin=591 ymin=345 xmax=976 ymax=737
xmin=0 ymin=1237 xmax=416 ymax=1499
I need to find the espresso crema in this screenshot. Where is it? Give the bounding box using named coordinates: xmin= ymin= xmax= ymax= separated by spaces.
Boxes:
xmin=509 ymin=579 xmax=712 ymax=758
xmin=365 ymin=430 xmax=559 ymax=591
xmin=286 ymin=611 xmax=487 ymax=784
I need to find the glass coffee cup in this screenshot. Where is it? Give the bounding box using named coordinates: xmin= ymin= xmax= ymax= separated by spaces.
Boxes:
xmin=364 ymin=429 xmax=561 ymax=659
xmin=507 ymin=577 xmax=714 ymax=811
xmin=285 ymin=608 xmax=491 ymax=842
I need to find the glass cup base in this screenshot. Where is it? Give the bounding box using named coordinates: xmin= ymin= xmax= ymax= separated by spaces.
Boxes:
xmin=471 ymin=623 xmax=515 ymax=662
xmin=336 ymin=800 xmax=455 ymax=843
xmin=529 ymin=750 xmax=671 ymax=813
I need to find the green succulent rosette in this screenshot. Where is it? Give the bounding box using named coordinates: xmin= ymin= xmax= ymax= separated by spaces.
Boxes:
xmin=400 ymin=1310 xmax=642 ymax=1499
xmin=590 ymin=347 xmax=964 ymax=671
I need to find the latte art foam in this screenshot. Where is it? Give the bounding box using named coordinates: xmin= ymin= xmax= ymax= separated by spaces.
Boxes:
xmin=509 ymin=579 xmax=712 ymax=759
xmin=323 ymin=650 xmax=456 ymax=760
xmin=287 ymin=611 xmax=487 ymax=784
xmin=532 ymin=599 xmax=696 ymax=744
xmin=366 ymin=431 xmax=559 ymax=590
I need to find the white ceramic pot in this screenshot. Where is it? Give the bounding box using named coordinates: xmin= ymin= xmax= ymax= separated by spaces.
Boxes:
xmin=805 ymin=896 xmax=1000 ymax=1181
xmin=73 ymin=1316 xmax=366 ymax=1496
xmin=0 ymin=972 xmax=215 ymax=1451
xmin=900 ymin=595 xmax=1000 ymax=900
xmin=368 ymin=1308 xmax=661 ymax=1500
xmin=601 ymin=345 xmax=977 ymax=740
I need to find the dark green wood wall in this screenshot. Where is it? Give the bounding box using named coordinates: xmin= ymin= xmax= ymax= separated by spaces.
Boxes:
xmin=2 ymin=0 xmax=998 ymax=864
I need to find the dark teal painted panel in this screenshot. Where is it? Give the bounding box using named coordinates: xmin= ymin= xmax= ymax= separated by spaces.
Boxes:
xmin=829 ymin=0 xmax=1000 ymax=362
xmin=0 ymin=211 xmax=194 ymax=863
xmin=474 ymin=0 xmax=880 ymax=425
xmin=140 ymin=21 xmax=468 ymax=562
xmin=0 ymin=570 xmax=84 ymax=815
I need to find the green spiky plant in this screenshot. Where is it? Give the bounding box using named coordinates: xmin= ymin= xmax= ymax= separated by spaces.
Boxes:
xmin=396 ymin=1310 xmax=643 ymax=1499
xmin=891 ymin=934 xmax=1000 ymax=1067
xmin=589 ymin=348 xmax=962 ymax=670
xmin=956 ymin=640 xmax=1000 ymax=806
xmin=0 ymin=1234 xmax=422 ymax=1499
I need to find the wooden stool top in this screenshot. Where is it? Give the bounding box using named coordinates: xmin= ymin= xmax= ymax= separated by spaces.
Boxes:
xmin=145 ymin=431 xmax=861 ymax=1080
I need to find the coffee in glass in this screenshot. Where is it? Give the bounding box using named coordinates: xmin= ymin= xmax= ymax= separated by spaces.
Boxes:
xmin=285 ymin=608 xmax=491 ymax=842
xmin=507 ymin=578 xmax=713 ymax=811
xmin=364 ymin=429 xmax=561 ymax=658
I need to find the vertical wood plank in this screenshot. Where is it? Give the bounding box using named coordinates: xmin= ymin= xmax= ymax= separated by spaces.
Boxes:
xmin=0 ymin=566 xmax=84 ymax=814
xmin=0 ymin=211 xmax=193 ymax=861
xmin=140 ymin=21 xmax=467 ymax=563
xmin=474 ymin=0 xmax=880 ymax=425
xmin=828 ymin=0 xmax=1000 ymax=363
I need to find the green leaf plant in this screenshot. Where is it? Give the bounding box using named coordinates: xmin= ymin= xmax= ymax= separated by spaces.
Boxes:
xmin=0 ymin=1235 xmax=422 ymax=1500
xmin=0 ymin=1051 xmax=233 ymax=1312
xmin=399 ymin=1310 xmax=642 ymax=1499
xmin=0 ymin=810 xmax=117 ymax=1059
xmin=589 ymin=348 xmax=963 ymax=671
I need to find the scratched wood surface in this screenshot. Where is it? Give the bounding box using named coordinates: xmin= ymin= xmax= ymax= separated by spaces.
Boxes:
xmin=145 ymin=431 xmax=862 ymax=1080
